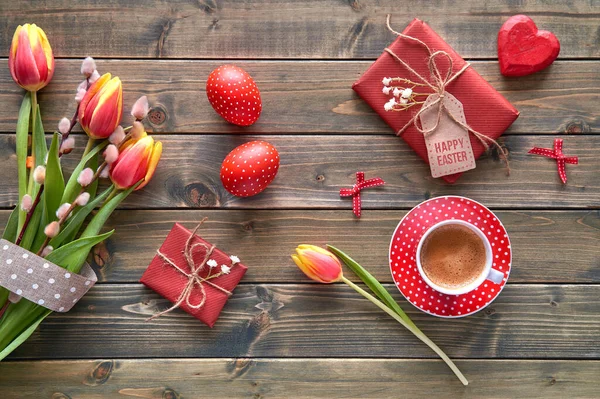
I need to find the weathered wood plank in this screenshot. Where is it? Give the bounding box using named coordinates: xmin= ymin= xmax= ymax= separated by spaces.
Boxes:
xmin=0 ymin=1 xmax=598 ymax=59
xmin=6 ymin=284 xmax=600 ymax=359
xmin=0 ymin=60 xmax=597 ymax=134
xmin=2 ymin=210 xmax=597 ymax=284
xmin=1 ymin=359 xmax=598 ymax=398
xmin=0 ymin=135 xmax=598 ymax=209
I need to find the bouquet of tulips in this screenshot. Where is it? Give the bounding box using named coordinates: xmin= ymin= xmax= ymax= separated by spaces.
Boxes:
xmin=0 ymin=24 xmax=162 ymax=360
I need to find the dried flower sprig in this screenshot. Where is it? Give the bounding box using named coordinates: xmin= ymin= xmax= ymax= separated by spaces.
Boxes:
xmin=381 ymin=77 xmax=430 ymax=112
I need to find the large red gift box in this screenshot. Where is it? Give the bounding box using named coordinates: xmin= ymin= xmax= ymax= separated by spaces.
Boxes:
xmin=352 ymin=19 xmax=519 ymax=183
xmin=140 ymin=223 xmax=247 ymax=327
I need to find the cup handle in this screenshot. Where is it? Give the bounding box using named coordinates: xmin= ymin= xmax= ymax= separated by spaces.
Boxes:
xmin=486 ymin=268 xmax=504 ymax=284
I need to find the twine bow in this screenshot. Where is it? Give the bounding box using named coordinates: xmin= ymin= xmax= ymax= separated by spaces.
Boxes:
xmin=528 ymin=138 xmax=578 ymax=184
xmin=384 ymin=15 xmax=510 ymax=174
xmin=340 ymin=172 xmax=385 ymax=217
xmin=147 ymin=218 xmax=237 ymax=321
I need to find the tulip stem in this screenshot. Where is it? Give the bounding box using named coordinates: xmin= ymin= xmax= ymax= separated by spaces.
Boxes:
xmin=83 ymin=138 xmax=95 ymax=158
xmin=341 ymin=276 xmax=469 ymax=386
xmin=104 ymin=186 xmax=120 ymax=204
xmin=30 ymin=91 xmax=37 ymax=153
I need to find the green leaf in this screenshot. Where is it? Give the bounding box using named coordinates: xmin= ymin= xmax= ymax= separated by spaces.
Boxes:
xmin=327 ymin=245 xmax=417 ymax=330
xmin=2 ymin=207 xmax=19 ymax=243
xmin=16 ymin=93 xmax=31 ymax=230
xmin=44 ymin=133 xmax=65 ymax=225
xmin=46 ymin=230 xmax=114 ymax=273
xmin=61 ymin=141 xmax=108 ymax=205
xmin=19 ymin=199 xmax=43 ymax=252
xmin=27 ymin=105 xmax=48 ymax=196
xmin=49 ymin=186 xmax=112 ymax=248
xmin=30 ymin=196 xmax=48 ymax=254
xmin=81 ymin=182 xmax=141 ymax=240
xmin=0 ymin=308 xmax=51 ymax=362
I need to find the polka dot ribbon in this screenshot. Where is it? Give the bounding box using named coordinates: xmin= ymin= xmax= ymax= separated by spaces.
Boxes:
xmin=528 ymin=139 xmax=578 ymax=184
xmin=340 ymin=172 xmax=385 ymax=217
xmin=0 ymin=239 xmax=97 ymax=312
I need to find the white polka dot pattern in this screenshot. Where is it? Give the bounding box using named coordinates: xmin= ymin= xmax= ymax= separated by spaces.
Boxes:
xmin=0 ymin=239 xmax=97 ymax=312
xmin=206 ymin=65 xmax=262 ymax=127
xmin=220 ymin=141 xmax=280 ymax=197
xmin=389 ymin=196 xmax=511 ymax=318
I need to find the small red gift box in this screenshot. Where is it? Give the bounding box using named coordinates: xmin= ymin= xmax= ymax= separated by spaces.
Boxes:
xmin=140 ymin=223 xmax=247 ymax=327
xmin=352 ymin=18 xmax=519 ymax=183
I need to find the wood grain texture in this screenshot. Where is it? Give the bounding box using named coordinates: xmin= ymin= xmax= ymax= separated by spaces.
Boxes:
xmin=2 ymin=209 xmax=597 ymax=284
xmin=1 ymin=359 xmax=599 ymax=399
xmin=0 ymin=135 xmax=598 ymax=210
xmin=0 ymin=1 xmax=598 ymax=59
xmin=0 ymin=60 xmax=597 ymax=134
xmin=6 ymin=284 xmax=600 ymax=360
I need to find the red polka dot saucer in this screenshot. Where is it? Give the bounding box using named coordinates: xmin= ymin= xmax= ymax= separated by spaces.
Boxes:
xmin=389 ymin=196 xmax=511 ymax=318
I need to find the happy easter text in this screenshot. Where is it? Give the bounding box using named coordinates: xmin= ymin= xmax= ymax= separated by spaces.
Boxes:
xmin=434 ymin=138 xmax=469 ymax=166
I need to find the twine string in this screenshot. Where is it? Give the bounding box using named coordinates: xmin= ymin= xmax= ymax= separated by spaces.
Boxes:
xmin=146 ymin=218 xmax=236 ymax=321
xmin=384 ymin=15 xmax=510 ymax=174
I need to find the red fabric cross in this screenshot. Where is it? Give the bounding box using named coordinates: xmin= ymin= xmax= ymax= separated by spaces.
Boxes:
xmin=528 ymin=139 xmax=578 ymax=184
xmin=340 ymin=172 xmax=385 ymax=217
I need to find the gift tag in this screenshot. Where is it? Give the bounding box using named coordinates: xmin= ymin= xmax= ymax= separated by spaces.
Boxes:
xmin=420 ymin=93 xmax=476 ymax=178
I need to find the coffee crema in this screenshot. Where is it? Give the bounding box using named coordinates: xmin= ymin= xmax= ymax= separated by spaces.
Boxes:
xmin=420 ymin=224 xmax=486 ymax=289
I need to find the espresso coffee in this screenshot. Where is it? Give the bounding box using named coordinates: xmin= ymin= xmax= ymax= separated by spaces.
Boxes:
xmin=420 ymin=224 xmax=486 ymax=289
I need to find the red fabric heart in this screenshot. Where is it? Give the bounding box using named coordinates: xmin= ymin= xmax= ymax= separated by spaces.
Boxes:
xmin=498 ymin=15 xmax=560 ymax=77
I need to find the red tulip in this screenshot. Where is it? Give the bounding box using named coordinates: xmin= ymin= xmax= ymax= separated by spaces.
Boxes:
xmin=109 ymin=130 xmax=162 ymax=191
xmin=291 ymin=245 xmax=343 ymax=283
xmin=9 ymin=24 xmax=54 ymax=92
xmin=78 ymin=73 xmax=123 ymax=139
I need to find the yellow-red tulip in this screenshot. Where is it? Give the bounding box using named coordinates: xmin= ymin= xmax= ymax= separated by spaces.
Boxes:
xmin=9 ymin=24 xmax=54 ymax=92
xmin=109 ymin=130 xmax=162 ymax=191
xmin=291 ymin=245 xmax=343 ymax=283
xmin=78 ymin=73 xmax=123 ymax=139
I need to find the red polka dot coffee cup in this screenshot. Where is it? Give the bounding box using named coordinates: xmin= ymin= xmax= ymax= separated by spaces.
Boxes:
xmin=416 ymin=220 xmax=504 ymax=296
xmin=389 ymin=196 xmax=512 ymax=318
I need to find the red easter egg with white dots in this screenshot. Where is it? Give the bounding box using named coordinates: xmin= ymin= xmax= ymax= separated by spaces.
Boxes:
xmin=220 ymin=141 xmax=279 ymax=197
xmin=389 ymin=196 xmax=512 ymax=318
xmin=206 ymin=65 xmax=262 ymax=126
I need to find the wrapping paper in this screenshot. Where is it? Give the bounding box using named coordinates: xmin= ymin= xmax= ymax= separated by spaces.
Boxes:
xmin=140 ymin=223 xmax=247 ymax=327
xmin=352 ymin=19 xmax=519 ymax=183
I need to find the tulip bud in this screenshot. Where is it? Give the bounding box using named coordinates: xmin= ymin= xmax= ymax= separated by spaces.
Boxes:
xmin=130 ymin=121 xmax=145 ymax=140
xmin=75 ymin=88 xmax=87 ymax=103
xmin=44 ymin=221 xmax=60 ymax=238
xmin=8 ymin=24 xmax=55 ymax=92
xmin=291 ymin=245 xmax=343 ymax=283
xmin=79 ymin=73 xmax=123 ymax=139
xmin=75 ymin=192 xmax=90 ymax=206
xmin=41 ymin=245 xmax=53 ymax=257
xmin=60 ymin=137 xmax=75 ymax=154
xmin=109 ymin=130 xmax=162 ymax=191
xmin=80 ymin=57 xmax=96 ymax=77
xmin=109 ymin=126 xmax=126 ymax=145
xmin=20 ymin=194 xmax=33 ymax=212
xmin=77 ymin=167 xmax=94 ymax=187
xmin=56 ymin=203 xmax=71 ymax=220
xmin=131 ymin=95 xmax=150 ymax=120
xmin=103 ymin=144 xmax=119 ymax=164
xmin=58 ymin=117 xmax=71 ymax=135
xmin=33 ymin=165 xmax=46 ymax=184
xmin=89 ymin=70 xmax=100 ymax=83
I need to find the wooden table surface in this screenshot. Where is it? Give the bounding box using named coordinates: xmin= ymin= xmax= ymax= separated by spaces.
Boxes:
xmin=0 ymin=1 xmax=599 ymax=398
